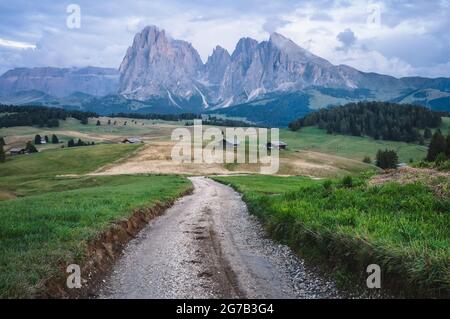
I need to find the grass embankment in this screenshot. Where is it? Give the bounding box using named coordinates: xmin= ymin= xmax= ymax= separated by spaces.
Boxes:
xmin=0 ymin=143 xmax=191 ymax=298
xmin=213 ymin=175 xmax=450 ymax=297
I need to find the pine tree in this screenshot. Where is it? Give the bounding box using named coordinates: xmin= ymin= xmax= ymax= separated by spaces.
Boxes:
xmin=0 ymin=136 xmax=5 ymax=146
xmin=0 ymin=144 xmax=5 ymax=163
xmin=52 ymin=134 xmax=59 ymax=144
xmin=446 ymin=134 xmax=450 ymax=157
xmin=376 ymin=149 xmax=398 ymax=169
xmin=424 ymin=128 xmax=432 ymax=139
xmin=68 ymin=139 xmax=75 ymax=148
xmin=44 ymin=135 xmax=49 ymax=143
xmin=34 ymin=134 xmax=42 ymax=145
xmin=426 ymin=131 xmax=447 ymax=161
xmin=25 ymin=141 xmax=38 ymax=153
xmin=96 ymin=120 xmax=101 ymax=126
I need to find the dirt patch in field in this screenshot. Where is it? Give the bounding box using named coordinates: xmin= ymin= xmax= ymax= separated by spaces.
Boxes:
xmin=90 ymin=142 xmax=354 ymax=177
xmin=369 ymin=167 xmax=450 ymax=198
xmin=91 ymin=142 xmax=253 ymax=176
xmin=0 ymin=190 xmax=17 ymax=201
xmin=38 ymin=187 xmax=193 ymax=299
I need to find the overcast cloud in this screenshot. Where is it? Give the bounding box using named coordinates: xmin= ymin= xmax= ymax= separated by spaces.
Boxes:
xmin=0 ymin=0 xmax=449 ymax=78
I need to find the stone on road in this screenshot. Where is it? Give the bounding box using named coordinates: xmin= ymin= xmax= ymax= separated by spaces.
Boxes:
xmin=97 ymin=177 xmax=342 ymax=299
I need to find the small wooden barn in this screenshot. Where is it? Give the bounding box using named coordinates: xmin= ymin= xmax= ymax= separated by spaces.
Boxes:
xmin=122 ymin=137 xmax=142 ymax=144
xmin=222 ymin=138 xmax=240 ymax=148
xmin=9 ymin=147 xmax=26 ymax=155
xmin=267 ymin=141 xmax=287 ymax=150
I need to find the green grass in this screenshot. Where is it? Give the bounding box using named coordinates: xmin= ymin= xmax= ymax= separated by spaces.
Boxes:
xmin=0 ymin=117 xmax=180 ymax=138
xmin=214 ymin=175 xmax=450 ymax=296
xmin=439 ymin=117 xmax=450 ymax=134
xmin=214 ymin=175 xmax=317 ymax=194
xmin=0 ymin=143 xmax=141 ymax=197
xmin=280 ymin=127 xmax=428 ymax=163
xmin=0 ymin=125 xmax=192 ymax=298
xmin=0 ymin=174 xmax=191 ymax=298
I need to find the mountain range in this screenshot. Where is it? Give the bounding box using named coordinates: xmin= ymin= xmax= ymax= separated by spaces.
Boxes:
xmin=1 ymin=25 xmax=449 ymax=126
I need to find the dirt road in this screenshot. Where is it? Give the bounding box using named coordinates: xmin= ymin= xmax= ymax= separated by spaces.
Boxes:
xmin=97 ymin=177 xmax=342 ymax=299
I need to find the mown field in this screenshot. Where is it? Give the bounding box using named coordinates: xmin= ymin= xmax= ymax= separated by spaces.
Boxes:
xmin=0 ymin=143 xmax=142 ymax=197
xmin=280 ymin=117 xmax=450 ymax=163
xmin=280 ymin=127 xmax=427 ymax=163
xmin=213 ymin=175 xmax=450 ymax=297
xmin=0 ymin=144 xmax=191 ymax=298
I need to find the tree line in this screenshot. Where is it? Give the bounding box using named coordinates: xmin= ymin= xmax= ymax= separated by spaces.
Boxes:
xmin=288 ymin=102 xmax=443 ymax=143
xmin=202 ymin=116 xmax=254 ymax=127
xmin=0 ymin=105 xmax=98 ymax=128
xmin=109 ymin=112 xmax=201 ymax=121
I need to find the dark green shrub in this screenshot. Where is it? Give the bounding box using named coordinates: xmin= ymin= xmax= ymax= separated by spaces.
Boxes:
xmin=363 ymin=156 xmax=371 ymax=164
xmin=25 ymin=141 xmax=38 ymax=153
xmin=0 ymin=144 xmax=5 ymax=163
xmin=341 ymin=175 xmax=353 ymax=188
xmin=376 ymin=149 xmax=399 ymax=169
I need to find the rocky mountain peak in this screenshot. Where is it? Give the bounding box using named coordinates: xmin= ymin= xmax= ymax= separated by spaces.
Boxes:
xmin=209 ymin=45 xmax=230 ymax=60
xmin=232 ymin=37 xmax=259 ymax=59
xmin=204 ymin=46 xmax=231 ymax=86
xmin=118 ymin=25 xmax=203 ymax=101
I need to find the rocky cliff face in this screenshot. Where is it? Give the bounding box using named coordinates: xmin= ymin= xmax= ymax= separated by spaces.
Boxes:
xmin=118 ymin=26 xmax=415 ymax=108
xmin=118 ymin=25 xmax=203 ymax=105
xmin=217 ymin=33 xmax=359 ymax=106
xmin=203 ymin=46 xmax=231 ymax=87
xmin=0 ymin=66 xmax=119 ymax=97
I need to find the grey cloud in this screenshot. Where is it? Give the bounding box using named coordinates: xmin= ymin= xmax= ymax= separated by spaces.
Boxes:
xmin=263 ymin=17 xmax=290 ymax=33
xmin=309 ymin=12 xmax=333 ymax=21
xmin=336 ymin=28 xmax=357 ymax=51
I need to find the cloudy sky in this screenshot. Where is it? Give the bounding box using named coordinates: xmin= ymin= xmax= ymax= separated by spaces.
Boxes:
xmin=0 ymin=0 xmax=449 ymax=78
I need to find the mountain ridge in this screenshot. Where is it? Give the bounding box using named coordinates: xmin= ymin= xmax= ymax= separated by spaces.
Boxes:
xmin=0 ymin=25 xmax=449 ymax=122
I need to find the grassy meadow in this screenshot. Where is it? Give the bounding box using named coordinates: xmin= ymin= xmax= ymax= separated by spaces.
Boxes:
xmin=0 ymin=174 xmax=191 ymax=298
xmin=280 ymin=127 xmax=428 ymax=163
xmin=0 ymin=143 xmax=142 ymax=197
xmin=280 ymin=117 xmax=450 ymax=164
xmin=214 ymin=175 xmax=450 ymax=296
xmin=0 ymin=142 xmax=191 ymax=298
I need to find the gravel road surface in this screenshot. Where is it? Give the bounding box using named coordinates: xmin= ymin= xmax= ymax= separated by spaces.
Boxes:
xmin=97 ymin=177 xmax=343 ymax=299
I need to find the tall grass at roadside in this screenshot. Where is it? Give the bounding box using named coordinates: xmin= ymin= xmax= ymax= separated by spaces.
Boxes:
xmin=214 ymin=175 xmax=450 ymax=297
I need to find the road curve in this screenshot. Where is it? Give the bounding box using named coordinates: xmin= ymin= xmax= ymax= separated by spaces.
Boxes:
xmin=97 ymin=177 xmax=342 ymax=299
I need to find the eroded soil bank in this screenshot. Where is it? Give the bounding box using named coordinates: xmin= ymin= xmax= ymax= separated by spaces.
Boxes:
xmin=40 ymin=188 xmax=193 ymax=298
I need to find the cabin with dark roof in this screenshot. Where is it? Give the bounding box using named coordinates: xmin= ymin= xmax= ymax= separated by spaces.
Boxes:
xmin=267 ymin=141 xmax=287 ymax=150
xmin=222 ymin=138 xmax=240 ymax=148
xmin=122 ymin=137 xmax=142 ymax=144
xmin=9 ymin=147 xmax=26 ymax=156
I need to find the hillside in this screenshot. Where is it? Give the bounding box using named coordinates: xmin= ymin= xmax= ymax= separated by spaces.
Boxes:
xmin=289 ymin=102 xmax=445 ymax=143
